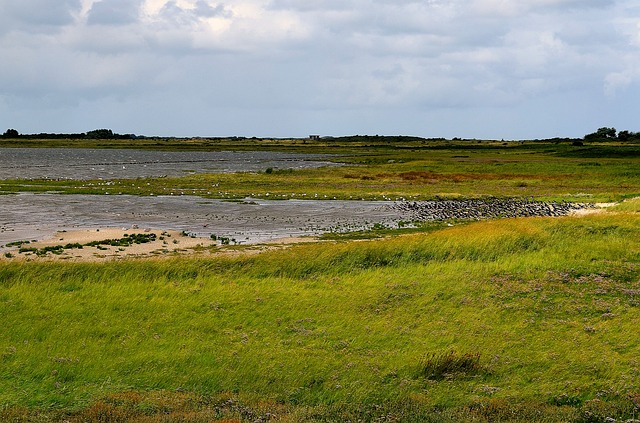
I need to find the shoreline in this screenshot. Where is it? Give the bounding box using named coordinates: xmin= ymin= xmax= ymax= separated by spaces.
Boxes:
xmin=1 ymin=227 xmax=317 ymax=262
xmin=1 ymin=201 xmax=615 ymax=262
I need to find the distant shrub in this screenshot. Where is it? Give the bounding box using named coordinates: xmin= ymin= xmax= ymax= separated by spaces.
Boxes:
xmin=2 ymin=129 xmax=19 ymax=138
xmin=86 ymin=129 xmax=114 ymax=139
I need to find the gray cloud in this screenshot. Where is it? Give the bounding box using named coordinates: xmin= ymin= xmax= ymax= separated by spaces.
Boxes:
xmin=0 ymin=0 xmax=81 ymax=33
xmin=532 ymin=0 xmax=615 ymax=11
xmin=87 ymin=0 xmax=144 ymax=26
xmin=194 ymin=1 xmax=231 ymax=18
xmin=0 ymin=0 xmax=639 ymax=138
xmin=159 ymin=1 xmax=231 ymax=25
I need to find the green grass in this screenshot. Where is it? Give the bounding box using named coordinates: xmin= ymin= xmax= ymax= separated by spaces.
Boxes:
xmin=1 ymin=211 xmax=640 ymax=421
xmin=610 ymin=196 xmax=640 ymax=212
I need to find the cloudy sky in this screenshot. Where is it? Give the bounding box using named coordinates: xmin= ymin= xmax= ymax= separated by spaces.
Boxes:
xmin=0 ymin=0 xmax=638 ymax=139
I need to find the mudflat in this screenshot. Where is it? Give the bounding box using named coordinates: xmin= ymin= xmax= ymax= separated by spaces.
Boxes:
xmin=0 ymin=194 xmax=401 ymax=249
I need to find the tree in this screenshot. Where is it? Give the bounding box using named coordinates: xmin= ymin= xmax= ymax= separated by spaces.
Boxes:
xmin=584 ymin=127 xmax=617 ymax=141
xmin=86 ymin=129 xmax=114 ymax=139
xmin=618 ymin=130 xmax=630 ymax=141
xmin=597 ymin=127 xmax=617 ymax=139
xmin=3 ymin=129 xmax=19 ymax=138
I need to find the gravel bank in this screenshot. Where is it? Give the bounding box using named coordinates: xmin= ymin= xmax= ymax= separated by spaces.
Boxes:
xmin=389 ymin=198 xmax=593 ymax=221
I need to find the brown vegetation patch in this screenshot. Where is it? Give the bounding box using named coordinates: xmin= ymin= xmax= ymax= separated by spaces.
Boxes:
xmin=64 ymin=391 xmax=283 ymax=423
xmin=390 ymin=171 xmax=571 ymax=183
xmin=342 ymin=173 xmax=376 ymax=180
xmin=3 ymin=390 xmax=639 ymax=422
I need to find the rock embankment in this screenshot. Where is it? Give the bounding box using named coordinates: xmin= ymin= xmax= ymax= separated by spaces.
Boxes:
xmin=391 ymin=198 xmax=593 ymax=221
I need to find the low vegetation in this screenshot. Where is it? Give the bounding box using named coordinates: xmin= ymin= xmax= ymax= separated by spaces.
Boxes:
xmin=1 ymin=206 xmax=640 ymax=421
xmin=2 ymin=138 xmax=640 ymax=203
xmin=12 ymin=233 xmax=158 ymax=257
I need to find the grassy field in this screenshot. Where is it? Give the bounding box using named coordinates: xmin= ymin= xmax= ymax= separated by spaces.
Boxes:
xmin=1 ymin=138 xmax=640 ymax=421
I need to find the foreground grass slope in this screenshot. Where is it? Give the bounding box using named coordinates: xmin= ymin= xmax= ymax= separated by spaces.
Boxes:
xmin=2 ymin=205 xmax=640 ymax=421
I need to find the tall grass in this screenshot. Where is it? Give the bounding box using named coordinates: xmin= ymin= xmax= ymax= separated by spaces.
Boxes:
xmin=1 ymin=212 xmax=640 ymax=420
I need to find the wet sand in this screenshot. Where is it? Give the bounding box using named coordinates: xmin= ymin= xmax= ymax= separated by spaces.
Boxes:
xmin=0 ymin=193 xmax=402 ymax=253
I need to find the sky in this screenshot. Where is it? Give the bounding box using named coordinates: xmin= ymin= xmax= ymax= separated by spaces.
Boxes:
xmin=0 ymin=0 xmax=639 ymax=139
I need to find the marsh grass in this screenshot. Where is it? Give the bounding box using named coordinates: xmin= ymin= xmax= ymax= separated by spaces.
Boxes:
xmin=2 ymin=140 xmax=640 ymax=202
xmin=417 ymin=351 xmax=484 ymax=380
xmin=611 ymin=197 xmax=640 ymax=212
xmin=1 ymin=211 xmax=640 ymax=420
xmin=319 ymin=220 xmax=454 ymax=240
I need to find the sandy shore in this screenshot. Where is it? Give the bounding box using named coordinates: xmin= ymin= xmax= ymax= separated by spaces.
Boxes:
xmin=569 ymin=202 xmax=617 ymax=216
xmin=1 ymin=227 xmax=316 ymax=262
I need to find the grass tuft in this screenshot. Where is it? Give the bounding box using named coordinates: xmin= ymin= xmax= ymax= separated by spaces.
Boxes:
xmin=417 ymin=350 xmax=483 ymax=380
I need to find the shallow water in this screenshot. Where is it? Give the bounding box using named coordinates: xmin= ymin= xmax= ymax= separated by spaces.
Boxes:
xmin=0 ymin=148 xmax=340 ymax=180
xmin=0 ymin=194 xmax=402 ymax=247
xmin=0 ymin=149 xmax=385 ymax=248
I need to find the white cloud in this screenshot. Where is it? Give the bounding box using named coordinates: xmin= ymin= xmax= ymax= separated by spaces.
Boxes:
xmin=604 ymin=49 xmax=640 ymax=97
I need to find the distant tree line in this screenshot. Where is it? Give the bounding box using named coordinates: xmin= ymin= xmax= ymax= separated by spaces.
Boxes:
xmin=2 ymin=127 xmax=638 ymax=143
xmin=584 ymin=127 xmax=640 ymax=142
xmin=2 ymin=128 xmax=137 ymax=139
